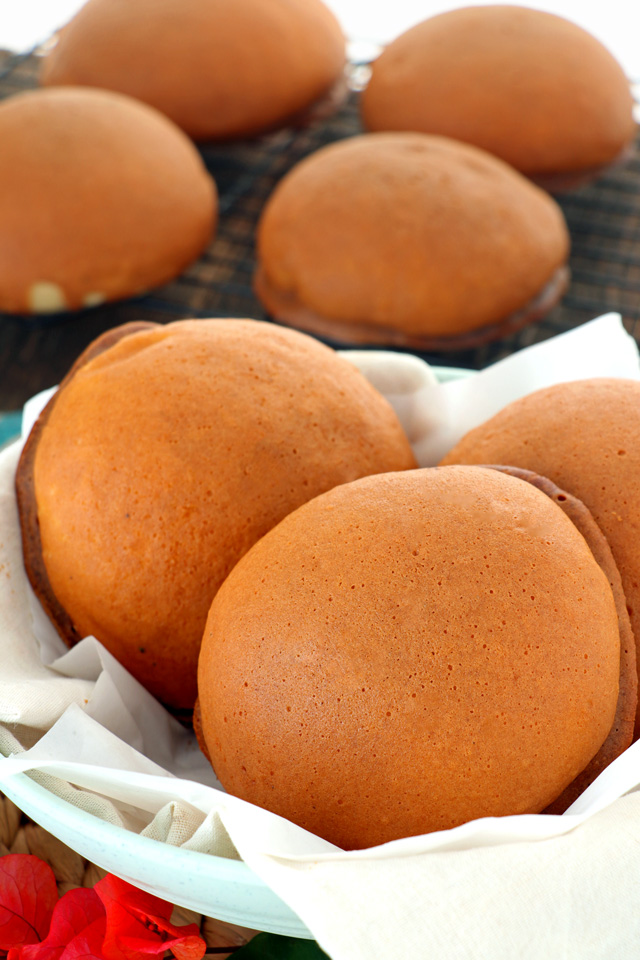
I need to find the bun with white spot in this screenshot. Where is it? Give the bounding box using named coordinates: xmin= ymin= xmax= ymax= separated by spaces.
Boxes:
xmin=0 ymin=87 xmax=216 ymax=315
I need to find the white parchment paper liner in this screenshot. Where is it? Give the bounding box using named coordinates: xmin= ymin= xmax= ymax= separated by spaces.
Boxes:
xmin=2 ymin=313 xmax=640 ymax=959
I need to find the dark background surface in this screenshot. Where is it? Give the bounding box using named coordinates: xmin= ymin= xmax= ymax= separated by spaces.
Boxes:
xmin=1 ymin=49 xmax=639 ymax=411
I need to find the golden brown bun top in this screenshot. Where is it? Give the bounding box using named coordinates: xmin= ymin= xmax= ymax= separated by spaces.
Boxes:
xmin=41 ymin=0 xmax=346 ymax=141
xmin=361 ymin=5 xmax=636 ymax=176
xmin=198 ymin=465 xmax=620 ymax=848
xmin=27 ymin=318 xmax=416 ymax=710
xmin=256 ymin=132 xmax=569 ymax=337
xmin=441 ymin=378 xmax=640 ymax=736
xmin=0 ymin=87 xmax=216 ymax=315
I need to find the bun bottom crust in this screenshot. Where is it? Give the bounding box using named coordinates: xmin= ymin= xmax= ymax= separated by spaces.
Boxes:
xmin=254 ymin=263 xmax=570 ymax=351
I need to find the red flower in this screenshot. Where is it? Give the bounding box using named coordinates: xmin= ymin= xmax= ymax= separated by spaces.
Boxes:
xmin=93 ymin=876 xmax=205 ymax=960
xmin=0 ymin=855 xmax=58 ymax=953
xmin=0 ymin=855 xmax=206 ymax=960
xmin=14 ymin=888 xmax=105 ymax=960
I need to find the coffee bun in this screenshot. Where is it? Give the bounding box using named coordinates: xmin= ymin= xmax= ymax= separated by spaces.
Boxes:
xmin=255 ymin=133 xmax=569 ymax=348
xmin=16 ymin=319 xmax=416 ymax=711
xmin=0 ymin=88 xmax=216 ymax=315
xmin=197 ymin=466 xmax=626 ymax=848
xmin=441 ymin=378 xmax=640 ymax=737
xmin=361 ymin=5 xmax=636 ymax=188
xmin=40 ymin=0 xmax=346 ymax=141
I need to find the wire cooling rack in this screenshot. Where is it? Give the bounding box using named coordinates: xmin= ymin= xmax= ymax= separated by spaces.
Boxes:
xmin=0 ymin=48 xmax=639 ymax=408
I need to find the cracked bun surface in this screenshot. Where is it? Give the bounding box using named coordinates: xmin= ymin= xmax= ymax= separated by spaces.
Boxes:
xmin=361 ymin=5 xmax=636 ymax=184
xmin=441 ymin=377 xmax=640 ymax=738
xmin=16 ymin=319 xmax=416 ymax=711
xmin=40 ymin=0 xmax=346 ymax=141
xmin=198 ymin=466 xmax=623 ymax=848
xmin=254 ymin=133 xmax=570 ymax=348
xmin=0 ymin=87 xmax=216 ymax=315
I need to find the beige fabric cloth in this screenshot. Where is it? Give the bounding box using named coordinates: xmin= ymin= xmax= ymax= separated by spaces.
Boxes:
xmin=245 ymin=791 xmax=640 ymax=960
xmin=2 ymin=315 xmax=640 ymax=959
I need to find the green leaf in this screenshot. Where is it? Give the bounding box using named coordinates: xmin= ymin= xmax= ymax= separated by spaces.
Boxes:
xmin=230 ymin=932 xmax=329 ymax=959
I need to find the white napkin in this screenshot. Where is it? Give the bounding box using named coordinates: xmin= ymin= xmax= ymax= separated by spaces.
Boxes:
xmin=2 ymin=313 xmax=640 ymax=960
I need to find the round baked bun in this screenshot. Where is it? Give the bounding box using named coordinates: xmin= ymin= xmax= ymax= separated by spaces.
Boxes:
xmin=16 ymin=319 xmax=417 ymax=712
xmin=40 ymin=0 xmax=346 ymax=141
xmin=441 ymin=377 xmax=640 ymax=738
xmin=361 ymin=6 xmax=636 ymax=189
xmin=0 ymin=88 xmax=216 ymax=315
xmin=254 ymin=133 xmax=570 ymax=350
xmin=197 ymin=466 xmax=627 ymax=848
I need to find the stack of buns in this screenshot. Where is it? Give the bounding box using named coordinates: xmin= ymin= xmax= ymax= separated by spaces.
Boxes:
xmin=15 ymin=317 xmax=640 ymax=847
xmin=361 ymin=5 xmax=636 ymax=191
xmin=2 ymin=0 xmax=347 ymax=315
xmin=251 ymin=4 xmax=635 ymax=346
xmin=7 ymin=0 xmax=640 ymax=852
xmin=40 ymin=0 xmax=347 ymax=141
xmin=0 ymin=0 xmax=632 ymax=345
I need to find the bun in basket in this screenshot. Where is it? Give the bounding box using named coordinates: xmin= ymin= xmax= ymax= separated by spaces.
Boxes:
xmin=361 ymin=5 xmax=636 ymax=190
xmin=16 ymin=319 xmax=416 ymax=713
xmin=40 ymin=0 xmax=347 ymax=141
xmin=0 ymin=87 xmax=216 ymax=315
xmin=254 ymin=133 xmax=570 ymax=349
xmin=441 ymin=377 xmax=640 ymax=738
xmin=197 ymin=465 xmax=632 ymax=848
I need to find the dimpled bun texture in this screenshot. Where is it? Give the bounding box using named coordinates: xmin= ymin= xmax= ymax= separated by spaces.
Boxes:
xmin=40 ymin=0 xmax=346 ymax=141
xmin=255 ymin=133 xmax=569 ymax=342
xmin=441 ymin=378 xmax=640 ymax=738
xmin=0 ymin=88 xmax=216 ymax=315
xmin=361 ymin=6 xmax=636 ymax=179
xmin=25 ymin=319 xmax=416 ymax=710
xmin=198 ymin=466 xmax=620 ymax=849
